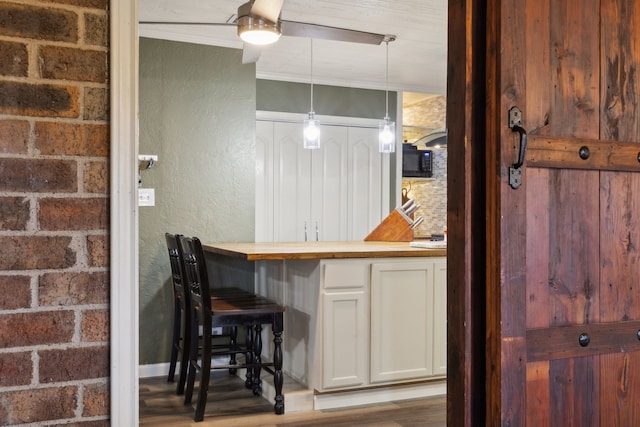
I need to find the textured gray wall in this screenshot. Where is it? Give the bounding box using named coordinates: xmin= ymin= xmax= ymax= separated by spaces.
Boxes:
xmin=138 ymin=38 xmax=256 ymax=365
xmin=257 ymin=79 xmax=397 ymax=120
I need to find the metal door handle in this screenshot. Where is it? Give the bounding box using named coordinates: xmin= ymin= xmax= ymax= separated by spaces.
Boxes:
xmin=508 ymin=106 xmax=527 ymax=189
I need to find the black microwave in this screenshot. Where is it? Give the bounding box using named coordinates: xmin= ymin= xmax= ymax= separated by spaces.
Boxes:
xmin=402 ymin=144 xmax=433 ymax=178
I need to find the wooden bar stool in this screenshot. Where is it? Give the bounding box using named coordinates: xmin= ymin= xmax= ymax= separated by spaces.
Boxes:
xmin=164 ymin=233 xmax=190 ymax=395
xmin=180 ymin=236 xmax=285 ymax=422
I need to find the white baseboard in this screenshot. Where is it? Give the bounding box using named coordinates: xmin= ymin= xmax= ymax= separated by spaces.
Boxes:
xmin=139 ymin=363 xmax=446 ymax=414
xmin=314 ymin=380 xmax=447 ymax=411
xmin=139 ymin=362 xmax=173 ymax=379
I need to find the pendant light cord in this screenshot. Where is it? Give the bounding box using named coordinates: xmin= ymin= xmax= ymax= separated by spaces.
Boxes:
xmin=310 ymin=38 xmax=314 ymax=113
xmin=385 ymin=40 xmax=389 ymax=118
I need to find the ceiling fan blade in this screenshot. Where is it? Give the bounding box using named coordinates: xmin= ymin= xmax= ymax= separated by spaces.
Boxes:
xmin=250 ymin=0 xmax=284 ymax=23
xmin=138 ymin=21 xmax=236 ymax=27
xmin=242 ymin=43 xmax=263 ymax=64
xmin=281 ymin=21 xmax=386 ymax=45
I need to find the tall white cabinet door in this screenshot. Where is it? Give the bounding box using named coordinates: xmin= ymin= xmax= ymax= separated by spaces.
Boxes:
xmin=370 ymin=261 xmax=435 ymax=383
xmin=432 ymin=258 xmax=447 ymax=375
xmin=347 ymin=127 xmax=385 ymax=240
xmin=273 ymin=121 xmax=312 ymax=242
xmin=310 ymin=126 xmax=348 ymax=241
xmin=255 ymin=120 xmax=274 ymax=242
xmin=322 ymin=290 xmax=367 ymax=389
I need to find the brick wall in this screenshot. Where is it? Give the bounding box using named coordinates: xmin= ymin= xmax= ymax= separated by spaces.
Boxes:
xmin=0 ymin=1 xmax=110 ymax=425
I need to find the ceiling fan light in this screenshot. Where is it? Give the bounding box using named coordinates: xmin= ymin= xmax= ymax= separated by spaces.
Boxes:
xmin=238 ymin=15 xmax=281 ymax=45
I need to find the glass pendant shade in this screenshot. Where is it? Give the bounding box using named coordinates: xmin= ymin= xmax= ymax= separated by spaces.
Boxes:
xmin=303 ymin=39 xmax=320 ymax=149
xmin=378 ymin=38 xmax=396 ymax=153
xmin=304 ymin=113 xmax=321 ymax=149
xmin=378 ymin=116 xmax=396 ymax=153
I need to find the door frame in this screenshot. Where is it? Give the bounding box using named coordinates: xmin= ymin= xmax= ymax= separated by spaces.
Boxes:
xmin=110 ymin=1 xmax=470 ymax=426
xmin=110 ymin=0 xmax=139 ymax=425
xmin=446 ymin=0 xmax=488 ymax=425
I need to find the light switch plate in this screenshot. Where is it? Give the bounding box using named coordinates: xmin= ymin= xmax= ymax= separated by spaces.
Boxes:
xmin=138 ymin=188 xmax=155 ymax=206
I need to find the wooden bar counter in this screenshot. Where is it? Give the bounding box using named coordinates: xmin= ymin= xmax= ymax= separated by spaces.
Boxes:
xmin=202 ymin=241 xmax=447 ymax=412
xmin=202 ymin=241 xmax=446 ymax=260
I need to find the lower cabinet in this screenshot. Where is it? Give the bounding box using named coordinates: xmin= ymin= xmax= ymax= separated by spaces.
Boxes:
xmin=319 ymin=257 xmax=446 ymax=392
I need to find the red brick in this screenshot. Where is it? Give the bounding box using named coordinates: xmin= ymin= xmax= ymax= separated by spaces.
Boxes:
xmin=87 ymin=234 xmax=109 ymax=267
xmin=39 ymin=345 xmax=109 ymax=382
xmin=0 ymin=236 xmax=75 ymax=270
xmin=0 ymin=275 xmax=31 ymax=309
xmin=82 ymin=382 xmax=109 ymax=416
xmin=0 ymin=3 xmax=78 ymax=43
xmin=0 ymin=158 xmax=77 ymax=193
xmin=0 ymin=40 xmax=28 ymax=77
xmin=39 ymin=271 xmax=109 ymax=306
xmin=35 ymin=121 xmax=108 ymax=156
xmin=0 ymin=311 xmax=74 ymax=347
xmin=0 ymin=197 xmax=29 ymax=230
xmin=83 ymin=87 xmax=109 ymax=121
xmin=39 ymin=197 xmax=108 ymax=231
xmin=84 ymin=160 xmax=108 ymax=193
xmin=0 ymin=119 xmax=29 ymax=154
xmin=81 ymin=309 xmax=109 ymax=342
xmin=41 ymin=0 xmax=108 ymax=9
xmin=0 ymin=352 xmax=32 ymax=386
xmin=85 ymin=13 xmax=108 ymax=47
xmin=0 ymin=386 xmax=77 ymax=424
xmin=0 ymin=81 xmax=80 ymax=117
xmin=39 ymin=46 xmax=107 ymax=83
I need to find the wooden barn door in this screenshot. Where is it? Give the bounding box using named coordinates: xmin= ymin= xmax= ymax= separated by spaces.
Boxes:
xmin=484 ymin=0 xmax=640 ymax=425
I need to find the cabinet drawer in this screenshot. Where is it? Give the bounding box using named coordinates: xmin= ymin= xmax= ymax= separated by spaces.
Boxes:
xmin=322 ymin=261 xmax=369 ymax=289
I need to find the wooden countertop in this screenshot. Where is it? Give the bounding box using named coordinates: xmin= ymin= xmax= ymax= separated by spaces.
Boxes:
xmin=202 ymin=241 xmax=446 ymax=261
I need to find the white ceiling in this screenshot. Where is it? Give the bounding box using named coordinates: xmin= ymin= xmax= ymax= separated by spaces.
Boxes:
xmin=138 ymin=0 xmax=448 ymax=96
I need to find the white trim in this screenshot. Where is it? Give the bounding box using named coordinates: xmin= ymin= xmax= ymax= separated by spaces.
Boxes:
xmin=110 ymin=0 xmax=139 ymax=426
xmin=314 ymin=380 xmax=446 ymax=411
xmin=139 ymin=362 xmax=173 ymax=379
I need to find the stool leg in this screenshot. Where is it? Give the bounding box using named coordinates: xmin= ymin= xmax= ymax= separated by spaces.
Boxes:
xmin=245 ymin=325 xmax=254 ymax=389
xmin=252 ymin=324 xmax=263 ymax=396
xmin=184 ymin=312 xmax=198 ymax=405
xmin=273 ymin=313 xmax=284 ymax=415
xmin=194 ymin=327 xmax=212 ymax=422
xmin=168 ymin=300 xmax=181 ymax=382
xmin=229 ymin=326 xmax=238 ymax=375
xmin=176 ymin=307 xmax=190 ymax=395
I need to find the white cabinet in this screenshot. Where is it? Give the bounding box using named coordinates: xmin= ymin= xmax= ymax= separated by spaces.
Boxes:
xmin=256 ymin=116 xmax=389 ymax=242
xmin=318 ymin=257 xmax=446 ymax=392
xmin=321 ymin=261 xmax=369 ymax=389
xmin=370 ymin=261 xmax=435 ymax=383
xmin=432 ymin=258 xmax=447 ymax=375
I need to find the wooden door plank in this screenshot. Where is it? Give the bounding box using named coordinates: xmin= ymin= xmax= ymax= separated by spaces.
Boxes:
xmin=526 ymin=361 xmax=550 ymax=427
xmin=601 ymin=0 xmax=640 ymax=141
xmin=526 ymin=135 xmax=640 ymax=171
xmin=600 ymin=353 xmax=640 ymax=425
xmin=527 ymin=320 xmax=640 ymax=361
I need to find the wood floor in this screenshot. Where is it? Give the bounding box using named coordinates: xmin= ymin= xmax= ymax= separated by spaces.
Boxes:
xmin=140 ymin=373 xmax=446 ymax=426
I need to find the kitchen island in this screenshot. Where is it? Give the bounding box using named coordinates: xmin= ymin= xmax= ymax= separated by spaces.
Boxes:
xmin=203 ymin=241 xmax=447 ymax=411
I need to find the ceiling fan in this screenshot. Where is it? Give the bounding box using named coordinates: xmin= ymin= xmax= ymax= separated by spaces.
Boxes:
xmin=139 ymin=0 xmax=394 ymax=63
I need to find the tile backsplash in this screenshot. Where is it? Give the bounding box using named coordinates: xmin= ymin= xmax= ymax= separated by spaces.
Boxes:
xmin=403 ymin=146 xmax=447 ymax=238
xmin=402 ymin=94 xmax=447 ymax=238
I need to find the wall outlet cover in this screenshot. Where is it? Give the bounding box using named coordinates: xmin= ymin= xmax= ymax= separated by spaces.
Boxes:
xmin=139 ymin=188 xmax=155 ymax=206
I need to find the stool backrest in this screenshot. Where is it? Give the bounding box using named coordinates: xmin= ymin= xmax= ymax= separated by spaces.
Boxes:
xmin=179 ymin=236 xmax=212 ymax=330
xmin=165 ymin=233 xmax=188 ymax=310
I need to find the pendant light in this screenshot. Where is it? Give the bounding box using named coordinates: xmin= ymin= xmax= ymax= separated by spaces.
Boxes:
xmin=304 ymin=38 xmax=320 ymax=149
xmin=379 ymin=36 xmax=396 ymax=153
